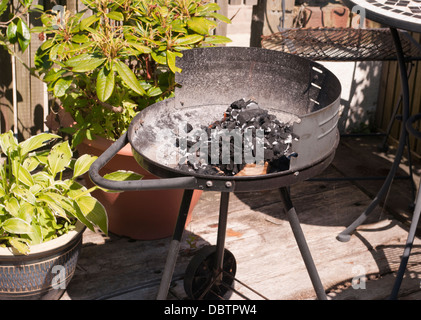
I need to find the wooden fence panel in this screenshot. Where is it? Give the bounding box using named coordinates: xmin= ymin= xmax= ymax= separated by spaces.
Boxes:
xmin=376 ymin=32 xmax=421 ymax=157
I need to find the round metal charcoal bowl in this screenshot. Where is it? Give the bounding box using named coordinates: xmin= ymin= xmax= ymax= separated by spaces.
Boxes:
xmin=88 ymin=47 xmax=342 ymax=301
xmin=89 ymin=47 xmax=341 ymax=193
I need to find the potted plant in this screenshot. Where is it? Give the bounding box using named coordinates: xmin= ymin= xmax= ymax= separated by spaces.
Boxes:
xmin=32 ymin=0 xmax=232 ymax=239
xmin=0 ymin=131 xmax=111 ymax=299
xmin=0 ymin=1 xmax=141 ymax=299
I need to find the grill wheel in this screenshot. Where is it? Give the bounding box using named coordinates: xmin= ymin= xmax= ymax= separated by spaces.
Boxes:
xmin=184 ymin=245 xmax=236 ymax=300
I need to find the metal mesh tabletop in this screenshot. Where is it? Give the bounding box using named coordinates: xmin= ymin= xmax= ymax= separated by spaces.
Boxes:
xmin=261 ymin=28 xmax=421 ymax=61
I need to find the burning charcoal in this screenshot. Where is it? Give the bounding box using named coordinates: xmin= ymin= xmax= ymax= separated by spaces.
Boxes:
xmin=230 ymin=98 xmax=248 ymax=109
xmin=245 ymin=101 xmax=259 ymax=109
xmin=175 ymin=98 xmax=299 ymax=177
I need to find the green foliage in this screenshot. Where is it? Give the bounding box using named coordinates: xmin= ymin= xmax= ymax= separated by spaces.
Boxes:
xmin=35 ymin=0 xmax=231 ymax=147
xmin=0 ymin=131 xmax=142 ymax=255
xmin=0 ymin=0 xmax=43 ymax=54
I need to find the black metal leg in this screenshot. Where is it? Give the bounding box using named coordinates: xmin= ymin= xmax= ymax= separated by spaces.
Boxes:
xmin=215 ymin=192 xmax=230 ymax=281
xmin=337 ymin=27 xmax=411 ymax=242
xmin=279 ymin=187 xmax=327 ymax=300
xmin=389 ymin=183 xmax=421 ymax=299
xmin=157 ymin=189 xmax=194 ymax=300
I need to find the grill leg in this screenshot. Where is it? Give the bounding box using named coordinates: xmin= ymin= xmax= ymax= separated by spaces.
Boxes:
xmin=215 ymin=192 xmax=230 ymax=283
xmin=337 ymin=27 xmax=411 ymax=242
xmin=157 ymin=189 xmax=194 ymax=300
xmin=279 ymin=187 xmax=327 ymax=300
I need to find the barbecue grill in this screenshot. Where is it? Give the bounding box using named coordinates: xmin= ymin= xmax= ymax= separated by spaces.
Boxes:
xmin=89 ymin=47 xmax=342 ymax=300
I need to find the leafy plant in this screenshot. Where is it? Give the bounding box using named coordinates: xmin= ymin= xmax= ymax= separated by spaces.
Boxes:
xmin=0 ymin=130 xmax=141 ymax=254
xmin=0 ymin=0 xmax=43 ymax=67
xmin=34 ymin=0 xmax=231 ymax=147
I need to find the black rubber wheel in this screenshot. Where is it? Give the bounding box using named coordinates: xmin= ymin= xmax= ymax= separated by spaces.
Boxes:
xmin=184 ymin=245 xmax=236 ymax=300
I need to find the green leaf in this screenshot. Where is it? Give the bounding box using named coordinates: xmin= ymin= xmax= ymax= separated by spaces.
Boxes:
xmin=203 ymin=35 xmax=232 ymax=45
xmin=0 ymin=131 xmax=18 ymax=156
xmin=8 ymin=238 xmax=29 ymax=255
xmin=47 ymin=141 xmax=72 ymax=177
xmin=72 ymin=34 xmax=90 ymax=43
xmin=187 ymin=17 xmax=217 ymax=35
xmin=2 ymin=218 xmax=33 ymax=234
xmin=146 ymin=86 xmax=163 ymax=97
xmin=17 ymin=202 xmax=36 ymax=223
xmin=115 ymin=60 xmax=145 ymax=96
xmin=4 ymin=197 xmax=20 ymax=217
xmin=196 ymin=2 xmax=220 ymax=15
xmin=73 ymin=154 xmax=97 ymax=178
xmin=76 ymin=196 xmax=108 ymax=235
xmin=17 ymin=18 xmax=31 ymax=52
xmin=166 ymin=50 xmax=182 ymax=73
xmin=79 ymin=14 xmax=100 ymax=31
xmin=37 ymin=194 xmax=68 ymax=219
xmin=209 ymin=12 xmax=232 ymax=24
xmin=6 ymin=22 xmax=18 ymax=44
xmin=103 ymin=170 xmax=143 ymax=182
xmin=151 ymin=51 xmax=166 ymax=65
xmin=53 ymin=78 xmax=73 ymax=97
xmin=106 ymin=11 xmax=124 ymax=21
xmin=127 ymin=41 xmax=152 ymax=54
xmin=66 ymin=53 xmax=106 ymax=72
xmin=173 ymin=34 xmax=203 ymax=46
xmin=0 ymin=0 xmax=8 ymax=16
xmin=96 ymin=66 xmax=115 ymax=102
xmin=101 ymin=170 xmax=143 ymax=193
xmin=16 ymin=164 xmax=34 ymax=187
xmin=20 ymin=132 xmax=61 ymax=156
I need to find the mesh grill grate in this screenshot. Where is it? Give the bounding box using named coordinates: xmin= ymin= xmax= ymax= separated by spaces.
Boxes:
xmin=261 ymin=28 xmax=421 ymax=61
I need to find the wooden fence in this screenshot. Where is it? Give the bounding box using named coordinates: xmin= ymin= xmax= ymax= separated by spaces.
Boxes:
xmin=375 ymin=32 xmax=421 ymax=157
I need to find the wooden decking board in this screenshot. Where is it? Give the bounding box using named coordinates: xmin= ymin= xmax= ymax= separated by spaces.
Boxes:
xmin=61 ymin=137 xmax=421 ymax=300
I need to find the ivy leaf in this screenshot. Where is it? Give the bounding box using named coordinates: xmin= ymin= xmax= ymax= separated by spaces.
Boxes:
xmin=17 ymin=18 xmax=31 ymax=52
xmin=114 ymin=59 xmax=145 ymax=96
xmin=96 ymin=65 xmax=115 ymax=102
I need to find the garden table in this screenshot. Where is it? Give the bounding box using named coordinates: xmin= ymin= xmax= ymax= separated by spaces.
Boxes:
xmin=341 ymin=0 xmax=421 ymax=299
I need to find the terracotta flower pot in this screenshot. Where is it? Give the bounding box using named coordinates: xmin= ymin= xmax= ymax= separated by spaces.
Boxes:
xmin=0 ymin=222 xmax=85 ymax=300
xmin=77 ymin=136 xmax=202 ymax=240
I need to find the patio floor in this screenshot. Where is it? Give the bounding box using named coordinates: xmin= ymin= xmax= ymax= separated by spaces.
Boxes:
xmin=61 ymin=135 xmax=421 ymax=300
